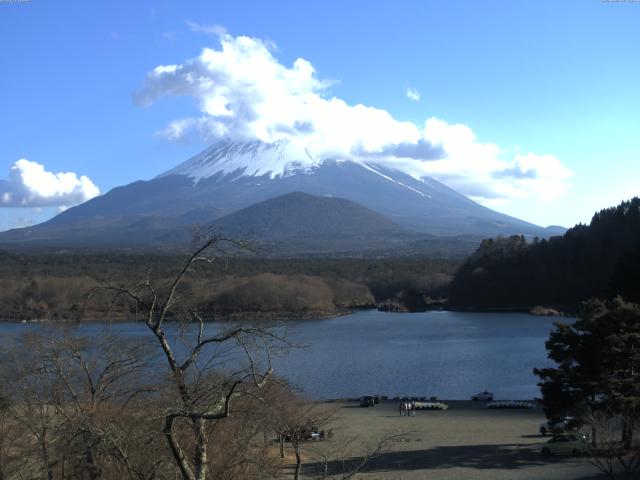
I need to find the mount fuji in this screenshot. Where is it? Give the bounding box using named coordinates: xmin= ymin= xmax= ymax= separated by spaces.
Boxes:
xmin=0 ymin=140 xmax=563 ymax=254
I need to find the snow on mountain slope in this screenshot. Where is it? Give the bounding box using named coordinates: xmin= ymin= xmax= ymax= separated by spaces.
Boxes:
xmin=159 ymin=139 xmax=322 ymax=180
xmin=158 ymin=138 xmax=441 ymax=201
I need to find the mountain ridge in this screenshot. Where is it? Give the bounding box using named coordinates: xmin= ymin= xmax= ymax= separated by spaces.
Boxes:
xmin=0 ymin=140 xmax=565 ymax=254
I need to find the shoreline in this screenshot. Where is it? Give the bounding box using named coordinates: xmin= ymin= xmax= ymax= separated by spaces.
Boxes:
xmin=0 ymin=309 xmax=356 ymax=324
xmin=0 ymin=305 xmax=569 ymax=324
xmin=443 ymin=304 xmax=572 ymax=317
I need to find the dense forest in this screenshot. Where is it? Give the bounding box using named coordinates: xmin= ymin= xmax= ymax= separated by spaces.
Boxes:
xmin=448 ymin=198 xmax=640 ymax=312
xmin=0 ymin=251 xmax=457 ymax=321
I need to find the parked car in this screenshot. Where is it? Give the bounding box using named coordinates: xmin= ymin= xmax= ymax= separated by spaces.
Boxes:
xmin=541 ymin=433 xmax=589 ymax=456
xmin=539 ymin=415 xmax=577 ymax=435
xmin=360 ymin=395 xmax=375 ymax=407
xmin=471 ymin=391 xmax=494 ymax=401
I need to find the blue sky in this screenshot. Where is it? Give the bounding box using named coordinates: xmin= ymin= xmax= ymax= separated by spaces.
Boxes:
xmin=1 ymin=0 xmax=639 ymax=231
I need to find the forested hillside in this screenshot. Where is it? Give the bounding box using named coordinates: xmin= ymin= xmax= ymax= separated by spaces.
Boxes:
xmin=0 ymin=252 xmax=457 ymax=321
xmin=448 ymin=198 xmax=640 ymax=311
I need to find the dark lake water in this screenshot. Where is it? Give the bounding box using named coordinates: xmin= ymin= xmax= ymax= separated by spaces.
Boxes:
xmin=0 ymin=310 xmax=562 ymax=400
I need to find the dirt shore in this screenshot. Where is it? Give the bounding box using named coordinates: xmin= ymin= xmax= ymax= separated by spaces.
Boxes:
xmin=295 ymin=400 xmax=606 ymax=480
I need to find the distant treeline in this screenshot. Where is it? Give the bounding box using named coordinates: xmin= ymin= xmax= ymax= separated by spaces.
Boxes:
xmin=448 ymin=198 xmax=640 ymax=312
xmin=0 ymin=252 xmax=458 ymax=321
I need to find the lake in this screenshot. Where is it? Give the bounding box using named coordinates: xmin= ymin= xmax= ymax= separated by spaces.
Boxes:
xmin=0 ymin=310 xmax=562 ymax=400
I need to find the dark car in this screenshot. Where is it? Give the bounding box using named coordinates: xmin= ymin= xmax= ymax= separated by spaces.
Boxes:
xmin=360 ymin=395 xmax=375 ymax=407
xmin=471 ymin=391 xmax=494 ymax=401
xmin=540 ymin=415 xmax=578 ymax=435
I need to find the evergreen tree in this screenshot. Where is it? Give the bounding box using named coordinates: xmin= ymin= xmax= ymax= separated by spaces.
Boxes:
xmin=449 ymin=197 xmax=640 ymax=310
xmin=535 ymin=297 xmax=640 ymax=448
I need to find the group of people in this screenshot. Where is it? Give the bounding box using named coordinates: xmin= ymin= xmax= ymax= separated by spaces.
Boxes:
xmin=399 ymin=401 xmax=417 ymax=416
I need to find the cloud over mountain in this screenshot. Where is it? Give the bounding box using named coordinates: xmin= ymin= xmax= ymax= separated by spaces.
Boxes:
xmin=0 ymin=159 xmax=100 ymax=208
xmin=134 ymin=34 xmax=572 ymax=203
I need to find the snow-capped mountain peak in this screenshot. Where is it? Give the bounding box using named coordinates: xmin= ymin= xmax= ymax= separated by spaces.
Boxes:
xmin=158 ymin=139 xmax=324 ymax=181
xmin=0 ymin=137 xmax=555 ymax=251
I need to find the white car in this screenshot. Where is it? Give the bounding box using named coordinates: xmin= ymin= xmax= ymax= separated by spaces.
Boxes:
xmin=471 ymin=391 xmax=494 ymax=401
xmin=541 ymin=433 xmax=589 ymax=456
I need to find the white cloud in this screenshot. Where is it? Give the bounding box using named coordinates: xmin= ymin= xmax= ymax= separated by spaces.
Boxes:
xmin=185 ymin=20 xmax=227 ymax=38
xmin=0 ymin=159 xmax=100 ymax=208
xmin=134 ymin=34 xmax=572 ymax=204
xmin=405 ymin=87 xmax=420 ymax=102
xmin=157 ymin=118 xmax=196 ymax=142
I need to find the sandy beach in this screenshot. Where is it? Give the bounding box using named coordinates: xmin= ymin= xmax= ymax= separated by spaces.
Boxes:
xmin=293 ymin=400 xmax=607 ymax=480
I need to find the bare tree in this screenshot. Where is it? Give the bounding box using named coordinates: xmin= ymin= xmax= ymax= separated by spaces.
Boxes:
xmin=584 ymin=407 xmax=640 ymax=480
xmin=0 ymin=391 xmax=23 ymax=480
xmin=283 ymin=401 xmax=334 ymax=480
xmin=203 ymin=388 xmax=282 ymax=480
xmin=260 ymin=382 xmax=300 ymax=460
xmin=0 ymin=330 xmax=156 ymax=480
xmin=100 ymin=237 xmax=287 ymax=480
xmin=0 ymin=237 xmax=289 ymax=479
xmin=260 ymin=386 xmax=415 ymax=480
xmin=303 ymin=431 xmax=412 ymax=480
xmin=0 ymin=338 xmax=65 ymax=480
